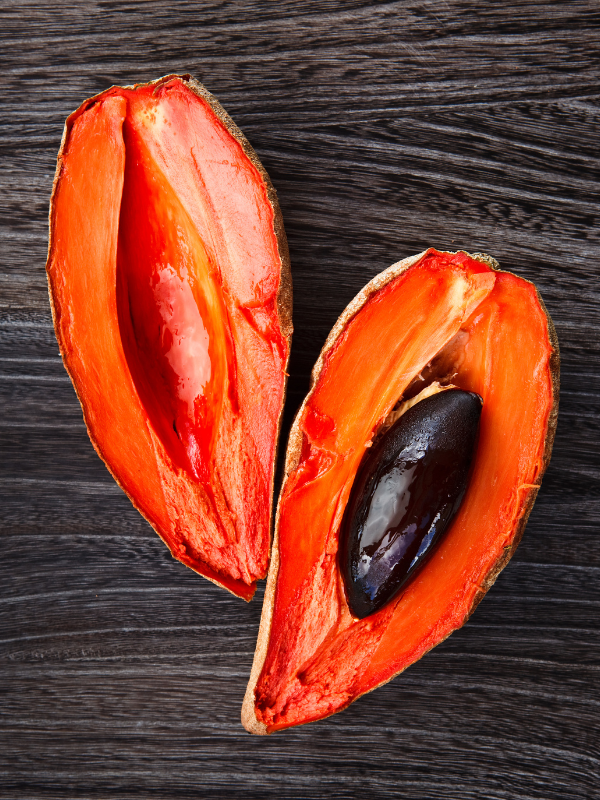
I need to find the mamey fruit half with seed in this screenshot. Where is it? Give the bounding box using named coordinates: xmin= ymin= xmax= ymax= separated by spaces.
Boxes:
xmin=46 ymin=75 xmax=292 ymax=599
xmin=242 ymin=248 xmax=559 ymax=732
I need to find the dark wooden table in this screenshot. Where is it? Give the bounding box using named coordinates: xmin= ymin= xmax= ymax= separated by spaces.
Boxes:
xmin=2 ymin=2 xmax=599 ymax=798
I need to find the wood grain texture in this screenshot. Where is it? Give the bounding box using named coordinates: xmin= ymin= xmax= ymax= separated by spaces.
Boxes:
xmin=1 ymin=1 xmax=599 ymax=797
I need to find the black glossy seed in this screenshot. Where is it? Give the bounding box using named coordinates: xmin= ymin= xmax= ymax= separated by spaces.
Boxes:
xmin=340 ymin=389 xmax=482 ymax=619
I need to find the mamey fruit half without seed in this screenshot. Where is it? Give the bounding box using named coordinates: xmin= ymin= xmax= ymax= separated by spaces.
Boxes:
xmin=47 ymin=75 xmax=292 ymax=599
xmin=243 ymin=248 xmax=559 ymax=732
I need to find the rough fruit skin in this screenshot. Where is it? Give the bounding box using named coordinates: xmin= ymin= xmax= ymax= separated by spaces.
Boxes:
xmin=242 ymin=249 xmax=559 ymax=733
xmin=46 ymin=75 xmax=292 ymax=600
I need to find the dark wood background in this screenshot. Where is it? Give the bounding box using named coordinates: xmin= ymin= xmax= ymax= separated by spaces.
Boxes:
xmin=2 ymin=2 xmax=599 ymax=798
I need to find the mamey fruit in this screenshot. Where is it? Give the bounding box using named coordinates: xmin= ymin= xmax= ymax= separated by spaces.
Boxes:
xmin=242 ymin=248 xmax=558 ymax=732
xmin=47 ymin=75 xmax=292 ymax=599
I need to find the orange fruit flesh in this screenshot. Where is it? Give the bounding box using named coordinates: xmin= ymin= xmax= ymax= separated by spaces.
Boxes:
xmin=254 ymin=250 xmax=555 ymax=729
xmin=117 ymin=116 xmax=231 ymax=483
xmin=48 ymin=78 xmax=289 ymax=599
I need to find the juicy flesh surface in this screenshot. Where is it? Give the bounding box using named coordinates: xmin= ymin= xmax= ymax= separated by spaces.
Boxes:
xmin=48 ymin=79 xmax=288 ymax=598
xmin=117 ymin=116 xmax=231 ymax=483
xmin=255 ymin=250 xmax=555 ymax=729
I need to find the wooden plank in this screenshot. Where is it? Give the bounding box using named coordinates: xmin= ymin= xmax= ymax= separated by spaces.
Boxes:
xmin=1 ymin=1 xmax=599 ymax=797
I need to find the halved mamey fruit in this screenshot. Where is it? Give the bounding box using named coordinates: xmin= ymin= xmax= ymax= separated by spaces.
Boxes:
xmin=242 ymin=248 xmax=558 ymax=732
xmin=47 ymin=75 xmax=292 ymax=599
